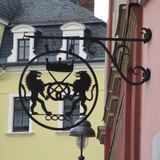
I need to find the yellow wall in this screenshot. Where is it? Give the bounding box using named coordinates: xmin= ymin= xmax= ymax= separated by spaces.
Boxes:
xmin=0 ymin=23 xmax=5 ymax=47
xmin=0 ymin=68 xmax=104 ymax=160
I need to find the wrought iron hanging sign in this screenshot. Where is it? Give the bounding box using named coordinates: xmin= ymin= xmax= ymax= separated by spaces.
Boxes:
xmin=19 ymin=27 xmax=152 ymax=130
xmin=19 ymin=50 xmax=99 ymax=130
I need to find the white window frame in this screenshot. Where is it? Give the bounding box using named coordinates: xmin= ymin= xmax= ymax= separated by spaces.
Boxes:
xmin=57 ymin=22 xmax=87 ymax=60
xmin=7 ymin=93 xmax=33 ymax=135
xmin=7 ymin=24 xmax=36 ymax=62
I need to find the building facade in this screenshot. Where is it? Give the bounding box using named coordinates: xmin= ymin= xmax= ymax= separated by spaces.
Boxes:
xmin=98 ymin=0 xmax=160 ymax=160
xmin=141 ymin=0 xmax=160 ymax=160
xmin=0 ymin=1 xmax=106 ymax=160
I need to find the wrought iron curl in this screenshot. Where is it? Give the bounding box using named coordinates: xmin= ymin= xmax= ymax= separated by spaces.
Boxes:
xmin=141 ymin=28 xmax=152 ymax=43
xmin=87 ymin=40 xmax=150 ymax=85
xmin=128 ymin=66 xmax=151 ymax=81
xmin=113 ymin=44 xmax=130 ymax=62
xmin=22 ymin=27 xmax=152 ymax=86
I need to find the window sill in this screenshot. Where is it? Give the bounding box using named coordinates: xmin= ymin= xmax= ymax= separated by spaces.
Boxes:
xmin=6 ymin=132 xmax=34 ymax=136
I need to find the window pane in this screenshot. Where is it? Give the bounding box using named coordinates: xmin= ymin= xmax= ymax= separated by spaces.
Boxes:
xmin=18 ymin=48 xmax=24 ymax=60
xmin=63 ymin=96 xmax=80 ymax=128
xmin=74 ymin=40 xmax=79 ymax=55
xmin=25 ymin=47 xmax=29 ymax=59
xmin=13 ymin=97 xmax=29 ymax=132
xmin=75 ymin=40 xmax=79 ymax=45
xmin=74 ymin=44 xmax=79 ymax=55
xmin=25 ymin=39 xmax=30 ymax=46
xmin=67 ymin=39 xmax=80 ymax=58
xmin=18 ymin=39 xmax=30 ymax=61
xmin=23 ymin=112 xmax=29 ymax=127
xmin=18 ymin=40 xmax=24 ymax=47
xmin=14 ymin=111 xmax=22 ymax=127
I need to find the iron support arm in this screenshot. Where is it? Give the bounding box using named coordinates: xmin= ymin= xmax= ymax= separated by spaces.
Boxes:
xmin=24 ymin=27 xmax=152 ymax=85
xmin=24 ymin=28 xmax=151 ymax=43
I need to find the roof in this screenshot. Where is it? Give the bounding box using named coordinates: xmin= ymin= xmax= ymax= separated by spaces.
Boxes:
xmin=0 ymin=0 xmax=106 ymax=64
xmin=0 ymin=0 xmax=21 ymax=22
xmin=12 ymin=0 xmax=103 ymax=26
xmin=0 ymin=23 xmax=106 ymax=63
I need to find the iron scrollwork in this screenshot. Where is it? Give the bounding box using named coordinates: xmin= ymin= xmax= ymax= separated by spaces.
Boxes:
xmin=23 ymin=28 xmax=151 ymax=85
xmin=86 ymin=28 xmax=151 ymax=85
xmin=87 ymin=39 xmax=150 ymax=85
xmin=19 ymin=28 xmax=151 ymax=130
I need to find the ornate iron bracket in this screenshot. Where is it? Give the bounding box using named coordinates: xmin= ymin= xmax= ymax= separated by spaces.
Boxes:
xmin=18 ymin=28 xmax=152 ymax=131
xmin=24 ymin=27 xmax=151 ymax=86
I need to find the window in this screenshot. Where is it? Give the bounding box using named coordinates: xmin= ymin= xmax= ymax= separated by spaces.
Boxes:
xmin=18 ymin=39 xmax=30 ymax=61
xmin=7 ymin=24 xmax=36 ymax=62
xmin=67 ymin=39 xmax=80 ymax=58
xmin=57 ymin=22 xmax=87 ymax=60
xmin=8 ymin=94 xmax=32 ymax=134
xmin=63 ymin=96 xmax=80 ymax=128
xmin=13 ymin=97 xmax=30 ymax=132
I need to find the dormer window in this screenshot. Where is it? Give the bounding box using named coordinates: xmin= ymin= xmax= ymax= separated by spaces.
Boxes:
xmin=57 ymin=22 xmax=87 ymax=60
xmin=67 ymin=39 xmax=80 ymax=58
xmin=18 ymin=39 xmax=30 ymax=61
xmin=7 ymin=24 xmax=36 ymax=62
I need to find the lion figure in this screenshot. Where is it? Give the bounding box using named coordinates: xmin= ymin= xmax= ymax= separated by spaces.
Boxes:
xmin=26 ymin=70 xmax=51 ymax=115
xmin=67 ymin=71 xmax=95 ymax=115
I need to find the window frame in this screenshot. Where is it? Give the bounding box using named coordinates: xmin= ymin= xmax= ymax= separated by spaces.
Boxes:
xmin=7 ymin=24 xmax=36 ymax=63
xmin=67 ymin=39 xmax=80 ymax=59
xmin=17 ymin=39 xmax=30 ymax=61
xmin=12 ymin=97 xmax=30 ymax=132
xmin=57 ymin=22 xmax=87 ymax=61
xmin=7 ymin=93 xmax=33 ymax=135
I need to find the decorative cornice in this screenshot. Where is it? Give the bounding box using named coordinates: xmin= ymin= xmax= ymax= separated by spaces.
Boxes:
xmin=11 ymin=24 xmax=36 ymax=33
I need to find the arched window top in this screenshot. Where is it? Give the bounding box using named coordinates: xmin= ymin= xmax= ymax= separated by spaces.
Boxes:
xmin=60 ymin=22 xmax=86 ymax=31
xmin=11 ymin=24 xmax=36 ymax=33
